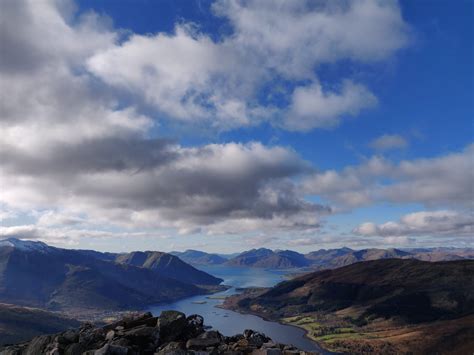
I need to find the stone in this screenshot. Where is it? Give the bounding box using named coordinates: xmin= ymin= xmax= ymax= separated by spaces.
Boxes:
xmin=156 ymin=341 xmax=186 ymax=354
xmin=157 ymin=311 xmax=187 ymax=342
xmin=262 ymin=341 xmax=278 ymax=349
xmin=123 ymin=326 xmax=159 ymax=346
xmin=184 ymin=314 xmax=205 ymax=338
xmin=246 ymin=331 xmax=270 ymax=348
xmin=2 ymin=311 xmax=313 ymax=355
xmin=106 ymin=330 xmax=115 ymax=341
xmin=251 ymin=349 xmax=282 ymax=355
xmin=62 ymin=330 xmax=79 ymax=344
xmin=94 ymin=343 xmax=129 ymax=355
xmin=186 ymin=331 xmax=223 ymax=349
xmin=64 ymin=343 xmax=84 ymax=355
xmin=232 ymin=338 xmax=249 ymax=349
xmin=24 ymin=335 xmax=52 ymax=355
xmin=104 ymin=312 xmax=156 ymax=331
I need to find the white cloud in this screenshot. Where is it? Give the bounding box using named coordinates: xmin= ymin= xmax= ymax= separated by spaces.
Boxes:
xmin=0 ymin=0 xmax=339 ymax=242
xmin=353 ymin=210 xmax=474 ymax=238
xmin=87 ymin=0 xmax=409 ymax=131
xmin=0 ymin=224 xmax=170 ymax=246
xmin=369 ymin=134 xmax=408 ymax=151
xmin=302 ymin=144 xmax=474 ymax=208
xmin=285 ymin=80 xmax=377 ymax=131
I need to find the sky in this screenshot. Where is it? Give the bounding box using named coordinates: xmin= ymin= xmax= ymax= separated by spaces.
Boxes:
xmin=0 ymin=0 xmax=472 ymax=253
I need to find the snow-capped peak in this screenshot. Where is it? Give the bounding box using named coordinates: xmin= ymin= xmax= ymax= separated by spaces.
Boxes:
xmin=0 ymin=238 xmax=51 ymax=252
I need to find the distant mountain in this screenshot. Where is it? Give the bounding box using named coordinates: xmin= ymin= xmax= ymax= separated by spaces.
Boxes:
xmin=0 ymin=238 xmax=222 ymax=314
xmin=224 ymin=259 xmax=474 ymax=354
xmin=320 ymin=248 xmax=412 ymax=269
xmin=0 ymin=303 xmax=79 ymax=345
xmin=304 ymin=247 xmax=353 ymax=266
xmin=226 ymin=248 xmax=310 ymax=268
xmin=115 ymin=251 xmax=222 ymax=285
xmin=220 ymin=246 xmax=473 ymax=270
xmin=171 ymin=250 xmax=227 ymax=265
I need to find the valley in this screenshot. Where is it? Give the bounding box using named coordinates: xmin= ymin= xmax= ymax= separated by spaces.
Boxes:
xmin=1 ymin=239 xmax=473 ymax=354
xmin=222 ymin=259 xmax=474 ymax=354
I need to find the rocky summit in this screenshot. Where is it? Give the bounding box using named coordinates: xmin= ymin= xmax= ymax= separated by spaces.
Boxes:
xmin=0 ymin=311 xmax=321 ymax=355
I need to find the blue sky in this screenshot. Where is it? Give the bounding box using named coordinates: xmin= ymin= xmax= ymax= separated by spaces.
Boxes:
xmin=0 ymin=0 xmax=472 ymax=252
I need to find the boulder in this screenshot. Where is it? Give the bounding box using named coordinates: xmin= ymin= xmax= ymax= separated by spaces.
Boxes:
xmin=93 ymin=344 xmax=129 ymax=355
xmin=0 ymin=311 xmax=320 ymax=355
xmin=252 ymin=349 xmax=282 ymax=355
xmin=186 ymin=330 xmax=223 ymax=350
xmin=243 ymin=330 xmax=270 ymax=347
xmin=157 ymin=311 xmax=187 ymax=342
xmin=184 ymin=314 xmax=205 ymax=338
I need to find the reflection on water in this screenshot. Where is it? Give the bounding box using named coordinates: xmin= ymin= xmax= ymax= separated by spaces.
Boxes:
xmin=147 ymin=265 xmax=326 ymax=352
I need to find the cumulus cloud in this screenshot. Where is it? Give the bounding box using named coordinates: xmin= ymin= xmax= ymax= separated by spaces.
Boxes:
xmin=302 ymin=144 xmax=474 ymax=209
xmin=285 ymin=81 xmax=377 ymax=131
xmin=9 ymin=0 xmax=465 ymax=250
xmin=0 ymin=0 xmax=337 ymax=243
xmin=88 ymin=0 xmax=409 ymax=131
xmin=2 ymin=138 xmax=328 ymax=235
xmin=369 ymin=134 xmax=408 ymax=151
xmin=353 ymin=210 xmax=474 ymax=238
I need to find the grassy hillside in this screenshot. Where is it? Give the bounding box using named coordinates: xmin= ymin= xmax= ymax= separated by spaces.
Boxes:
xmin=224 ymin=259 xmax=474 ymax=354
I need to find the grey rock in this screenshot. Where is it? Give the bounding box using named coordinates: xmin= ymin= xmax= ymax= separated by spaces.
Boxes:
xmin=251 ymin=349 xmax=282 ymax=355
xmin=64 ymin=343 xmax=84 ymax=355
xmin=157 ymin=311 xmax=187 ymax=343
xmin=24 ymin=335 xmax=52 ymax=355
xmin=94 ymin=343 xmax=129 ymax=355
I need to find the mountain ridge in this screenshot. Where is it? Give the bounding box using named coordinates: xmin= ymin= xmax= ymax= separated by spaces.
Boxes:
xmin=222 ymin=246 xmax=474 ymax=269
xmin=0 ymin=238 xmax=223 ymax=316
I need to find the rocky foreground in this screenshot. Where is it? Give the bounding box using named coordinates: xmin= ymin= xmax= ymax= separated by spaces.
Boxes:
xmin=0 ymin=311 xmax=321 ymax=355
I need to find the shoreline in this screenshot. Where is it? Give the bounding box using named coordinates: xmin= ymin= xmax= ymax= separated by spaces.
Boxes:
xmin=217 ymin=304 xmax=332 ymax=354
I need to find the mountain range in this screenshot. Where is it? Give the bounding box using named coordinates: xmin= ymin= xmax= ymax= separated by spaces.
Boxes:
xmin=170 ymin=250 xmax=228 ymax=265
xmin=224 ymin=258 xmax=474 ymax=354
xmin=0 ymin=238 xmax=223 ymax=316
xmin=173 ymin=246 xmax=474 ymax=270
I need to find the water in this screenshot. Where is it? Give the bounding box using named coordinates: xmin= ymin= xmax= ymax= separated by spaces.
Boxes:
xmin=147 ymin=265 xmax=326 ymax=352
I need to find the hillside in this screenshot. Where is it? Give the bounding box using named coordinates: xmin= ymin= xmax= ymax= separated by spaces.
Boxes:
xmin=226 ymin=248 xmax=310 ymax=268
xmin=0 ymin=303 xmax=80 ymax=346
xmin=224 ymin=259 xmax=474 ymax=354
xmin=0 ymin=239 xmax=222 ymax=315
xmin=318 ymin=248 xmax=412 ymax=269
xmin=115 ymin=251 xmax=223 ymax=285
xmin=171 ymin=250 xmax=227 ymax=265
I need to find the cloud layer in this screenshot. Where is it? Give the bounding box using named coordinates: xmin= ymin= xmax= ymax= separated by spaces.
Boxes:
xmin=354 ymin=210 xmax=473 ymax=238
xmin=1 ymin=0 xmax=470 ymax=249
xmin=302 ymin=144 xmax=474 ymax=209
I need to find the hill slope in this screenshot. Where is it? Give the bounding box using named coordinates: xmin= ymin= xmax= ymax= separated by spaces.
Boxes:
xmin=0 ymin=238 xmax=221 ymax=314
xmin=171 ymin=250 xmax=227 ymax=265
xmin=224 ymin=259 xmax=474 ymax=354
xmin=226 ymin=248 xmax=309 ymax=268
xmin=0 ymin=303 xmax=80 ymax=345
xmin=115 ymin=251 xmax=223 ymax=285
